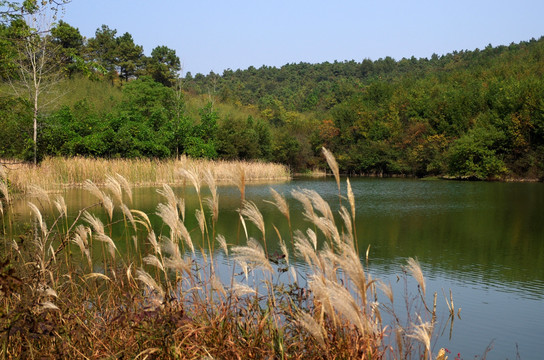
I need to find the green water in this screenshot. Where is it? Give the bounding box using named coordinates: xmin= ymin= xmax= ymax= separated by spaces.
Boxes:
xmin=8 ymin=177 xmax=544 ymax=358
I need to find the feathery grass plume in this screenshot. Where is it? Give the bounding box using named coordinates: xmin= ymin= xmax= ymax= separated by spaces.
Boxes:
xmin=295 ymin=311 xmax=326 ymax=350
xmin=28 ymin=202 xmax=47 ymax=237
xmin=291 ymin=189 xmax=316 ymax=223
xmin=143 ymin=254 xmax=165 ymax=272
xmin=75 ymin=224 xmax=90 ymax=247
xmin=303 ymin=189 xmax=334 ymax=222
xmin=217 ymin=234 xmax=228 ymax=256
xmin=210 ymin=274 xmax=227 ymax=298
xmin=0 ymin=180 xmax=10 ymax=205
xmin=0 ymin=165 xmax=6 ymax=182
xmin=27 ymin=185 xmax=50 ymax=205
xmin=37 ymin=285 xmax=58 ymax=298
xmin=331 ymin=240 xmax=368 ymax=305
xmin=231 ymin=163 xmax=246 ymax=202
xmin=293 ymin=229 xmax=320 ymax=271
xmin=195 ymin=209 xmax=205 ymax=237
xmin=347 ymin=178 xmax=359 ymax=255
xmin=72 ymin=233 xmax=91 ymax=265
xmin=115 ymin=173 xmax=132 ymax=204
xmin=289 ymin=266 xmax=298 ymax=283
xmin=82 ymin=210 xmax=105 ymax=235
xmin=339 ymin=206 xmax=353 ymax=243
xmin=53 ymin=195 xmax=67 ymax=218
xmin=156 ymin=202 xmax=181 ymax=240
xmin=177 ymin=166 xmax=201 ymax=196
xmin=136 ymin=268 xmax=165 ymax=300
xmin=203 ymin=168 xmax=217 ymax=202
xmin=405 ymin=257 xmax=426 ymax=297
xmin=84 ymin=273 xmax=112 ymax=284
xmin=407 ymin=315 xmax=431 ymax=359
xmin=204 ymin=196 xmax=219 ymax=224
xmin=347 ymin=178 xmax=355 ymax=218
xmin=313 ymin=216 xmax=341 ymax=248
xmin=131 ymin=209 xmax=152 ymax=232
xmin=161 ymin=237 xmax=192 ymax=274
xmin=102 ymin=194 xmax=114 ymax=221
xmin=48 ymin=244 xmax=57 ymax=264
xmin=40 ymin=301 xmax=60 ymax=311
xmin=232 ymin=238 xmax=273 ymax=273
xmin=83 ymin=179 xmax=105 ymax=203
xmin=178 ymin=197 xmax=186 ymax=222
xmin=239 ymin=213 xmax=249 ymax=241
xmin=156 ymin=202 xmax=194 ymax=254
xmin=120 ymin=203 xmax=137 ymax=231
xmin=240 ymin=200 xmax=266 ymax=239
xmin=278 ymin=230 xmax=289 ymax=266
xmin=232 ymin=281 xmax=256 ymax=297
xmin=309 ymin=274 xmax=375 ymax=336
xmin=148 ymin=230 xmax=161 ymax=255
xmin=11 ymin=239 xmax=19 ymax=252
xmin=157 ymin=184 xmax=178 ymax=211
xmin=322 ymin=147 xmax=340 ymax=192
xmin=105 ymin=174 xmax=123 ymax=204
xmin=378 ymin=281 xmax=394 ymax=304
xmin=266 ymin=188 xmax=289 ymax=220
xmin=95 ymin=233 xmax=117 ymax=259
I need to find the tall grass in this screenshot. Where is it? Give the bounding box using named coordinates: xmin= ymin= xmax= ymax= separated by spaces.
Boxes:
xmin=2 ymin=156 xmax=291 ymax=192
xmin=0 ymin=150 xmax=459 ymax=359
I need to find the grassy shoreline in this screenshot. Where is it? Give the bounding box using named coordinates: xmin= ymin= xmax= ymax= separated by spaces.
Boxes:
xmin=0 ymin=150 xmax=458 ymax=359
xmin=1 ymin=156 xmax=291 ymax=193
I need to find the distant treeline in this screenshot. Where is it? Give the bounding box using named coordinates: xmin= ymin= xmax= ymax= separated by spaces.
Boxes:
xmin=1 ymin=16 xmax=543 ymax=179
xmin=184 ymin=37 xmax=544 ymax=179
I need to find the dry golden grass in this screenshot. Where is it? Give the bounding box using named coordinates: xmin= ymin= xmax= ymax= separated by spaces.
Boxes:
xmin=2 ymin=156 xmax=290 ymax=192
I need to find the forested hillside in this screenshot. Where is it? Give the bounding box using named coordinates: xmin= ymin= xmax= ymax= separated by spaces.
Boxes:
xmin=1 ymin=11 xmax=543 ymax=179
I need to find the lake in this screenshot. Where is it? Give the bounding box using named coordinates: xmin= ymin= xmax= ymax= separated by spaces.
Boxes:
xmin=9 ymin=177 xmax=544 ymax=358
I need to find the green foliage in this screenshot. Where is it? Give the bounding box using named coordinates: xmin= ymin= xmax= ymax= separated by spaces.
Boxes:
xmin=0 ymin=95 xmax=32 ymax=158
xmin=146 ymin=45 xmax=181 ymax=87
xmin=447 ymin=126 xmax=508 ymax=179
xmin=2 ymin=13 xmax=544 ymax=179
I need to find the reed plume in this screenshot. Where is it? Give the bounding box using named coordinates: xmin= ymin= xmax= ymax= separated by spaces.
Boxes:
xmin=407 ymin=315 xmax=432 ymax=360
xmin=232 ymin=238 xmax=273 ymax=273
xmin=266 ymin=188 xmax=290 ymax=220
xmin=405 ymin=257 xmax=426 ymax=297
xmin=0 ymin=179 xmax=10 ymax=205
xmin=115 ymin=173 xmax=133 ymax=204
xmin=105 ymin=174 xmax=123 ymax=205
xmin=322 ymin=147 xmax=340 ymax=194
xmin=157 ymin=184 xmax=178 ymax=212
xmin=295 ymin=310 xmax=326 ymax=350
xmin=240 ymin=200 xmax=266 ymax=240
xmin=217 ymin=234 xmax=228 ymax=256
xmin=53 ymin=195 xmax=67 ymax=218
xmin=232 ymin=281 xmax=257 ymax=297
xmin=27 ymin=185 xmax=50 ymax=205
xmin=28 ymin=202 xmax=47 ymax=238
xmin=136 ymin=268 xmax=165 ymax=301
xmin=177 ymin=166 xmax=201 ymax=196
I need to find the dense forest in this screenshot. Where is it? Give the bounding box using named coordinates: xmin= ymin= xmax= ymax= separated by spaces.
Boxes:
xmin=1 ymin=3 xmax=544 ymax=179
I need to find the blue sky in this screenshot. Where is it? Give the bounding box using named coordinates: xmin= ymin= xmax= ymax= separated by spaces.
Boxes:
xmin=61 ymin=0 xmax=544 ymax=76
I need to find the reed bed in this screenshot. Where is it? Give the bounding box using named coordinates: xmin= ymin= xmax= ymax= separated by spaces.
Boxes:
xmin=0 ymin=149 xmax=458 ymax=359
xmin=1 ymin=156 xmax=291 ymax=192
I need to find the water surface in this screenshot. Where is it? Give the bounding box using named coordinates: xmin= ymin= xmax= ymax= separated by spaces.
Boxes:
xmin=10 ymin=177 xmax=544 ymax=358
